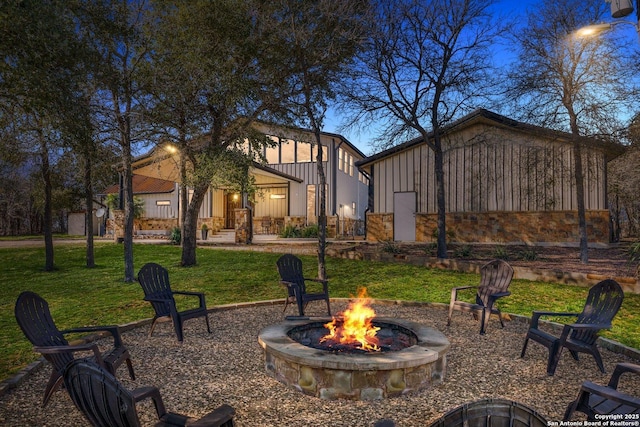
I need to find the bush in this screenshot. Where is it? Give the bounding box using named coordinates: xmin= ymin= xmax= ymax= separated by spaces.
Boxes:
xmin=629 ymin=241 xmax=640 ymax=263
xmin=381 ymin=240 xmax=401 ymax=254
xmin=520 ymin=248 xmax=538 ymax=261
xmin=169 ymin=227 xmax=181 ymax=245
xmin=492 ymin=245 xmax=509 ymax=260
xmin=300 ymin=224 xmax=319 ymax=238
xmin=453 ymin=245 xmax=473 ymax=258
xmin=279 ymin=225 xmax=301 ymax=238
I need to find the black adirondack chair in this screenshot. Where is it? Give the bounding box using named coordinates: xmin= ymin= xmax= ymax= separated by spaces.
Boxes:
xmin=137 ymin=263 xmax=211 ymax=342
xmin=428 ymin=398 xmax=548 ymax=427
xmin=447 ymin=259 xmax=514 ymax=334
xmin=14 ymin=291 xmax=135 ymax=407
xmin=63 ymin=359 xmax=235 ymax=427
xmin=276 ymin=254 xmax=331 ymax=316
xmin=564 ymin=362 xmax=640 ymax=421
xmin=520 ymin=279 xmax=624 ymax=376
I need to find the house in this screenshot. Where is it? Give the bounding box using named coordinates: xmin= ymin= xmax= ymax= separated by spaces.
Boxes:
xmin=124 ymin=124 xmax=369 ymax=238
xmin=356 ymin=109 xmax=624 ymax=245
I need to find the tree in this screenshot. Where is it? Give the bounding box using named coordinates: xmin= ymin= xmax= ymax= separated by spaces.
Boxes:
xmin=506 ymin=0 xmax=639 ymax=263
xmin=342 ymin=0 xmax=504 ymax=258
xmin=74 ymin=0 xmax=151 ymax=280
xmin=0 ymin=0 xmax=91 ymax=270
xmin=264 ymin=0 xmax=368 ymax=279
xmin=141 ymin=0 xmax=281 ymax=266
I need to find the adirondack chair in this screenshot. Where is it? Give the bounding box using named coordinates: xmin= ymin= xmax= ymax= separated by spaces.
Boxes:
xmin=564 ymin=363 xmax=640 ymax=421
xmin=276 ymin=254 xmax=331 ymax=316
xmin=447 ymin=259 xmax=514 ymax=334
xmin=428 ymin=398 xmax=548 ymax=427
xmin=520 ymin=279 xmax=624 ymax=376
xmin=63 ymin=359 xmax=235 ymax=427
xmin=14 ymin=291 xmax=135 ymax=407
xmin=138 ymin=263 xmax=211 ymax=342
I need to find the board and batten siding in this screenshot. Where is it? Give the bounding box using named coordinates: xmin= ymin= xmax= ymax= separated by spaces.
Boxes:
xmin=370 ymin=126 xmax=607 ymax=214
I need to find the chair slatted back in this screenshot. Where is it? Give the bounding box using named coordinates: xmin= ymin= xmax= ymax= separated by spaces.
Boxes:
xmin=572 ymin=279 xmax=624 ymax=346
xmin=138 ymin=263 xmax=175 ymax=318
xmin=475 ymin=259 xmax=514 ymax=308
xmin=276 ymin=254 xmax=306 ymax=295
xmin=64 ymin=359 xmax=140 ymax=427
xmin=15 ymin=291 xmax=73 ymax=372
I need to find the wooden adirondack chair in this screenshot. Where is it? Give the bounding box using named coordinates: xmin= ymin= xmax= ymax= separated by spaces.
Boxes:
xmin=137 ymin=263 xmax=211 ymax=343
xmin=63 ymin=359 xmax=235 ymax=427
xmin=447 ymin=259 xmax=514 ymax=334
xmin=276 ymin=254 xmax=331 ymax=316
xmin=14 ymin=291 xmax=135 ymax=406
xmin=520 ymin=279 xmax=624 ymax=376
xmin=564 ymin=362 xmax=640 ymax=421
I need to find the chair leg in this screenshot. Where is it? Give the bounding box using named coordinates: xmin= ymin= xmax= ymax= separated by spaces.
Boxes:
xmin=172 ymin=316 xmax=184 ymax=343
xmin=591 ymin=347 xmax=606 ymax=373
xmin=325 ymin=298 xmax=331 ymax=316
xmin=125 ymin=358 xmax=135 ymax=380
xmin=520 ymin=336 xmax=529 ymax=358
xmin=149 ymin=318 xmax=159 ymax=337
xmin=204 ymin=313 xmax=211 ymax=334
xmin=447 ymin=303 xmax=454 ymax=326
xmin=563 ymin=398 xmax=579 ymax=421
xmin=42 ymin=370 xmax=63 ymax=407
xmin=479 ymin=308 xmax=489 ymax=335
xmin=547 ymin=341 xmax=562 ymax=376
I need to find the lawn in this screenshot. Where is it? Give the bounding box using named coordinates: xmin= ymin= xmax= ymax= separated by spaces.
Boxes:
xmin=1 ymin=242 xmax=638 ymax=381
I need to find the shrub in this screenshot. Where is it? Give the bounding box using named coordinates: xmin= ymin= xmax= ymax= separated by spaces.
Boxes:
xmin=169 ymin=227 xmax=181 ymax=245
xmin=300 ymin=224 xmax=319 ymax=238
xmin=279 ymin=225 xmax=301 ymax=238
xmin=520 ymin=248 xmax=538 ymax=261
xmin=381 ymin=240 xmax=401 ymax=254
xmin=453 ymin=245 xmax=473 ymax=258
xmin=492 ymin=245 xmax=509 ymax=260
xmin=422 ymin=242 xmax=438 ymax=256
xmin=629 ymin=241 xmax=640 ymax=263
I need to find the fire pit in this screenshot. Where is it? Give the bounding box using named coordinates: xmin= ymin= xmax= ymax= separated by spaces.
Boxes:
xmin=258 ymin=291 xmax=450 ymax=400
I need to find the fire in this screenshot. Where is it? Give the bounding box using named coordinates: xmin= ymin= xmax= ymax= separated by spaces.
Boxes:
xmin=321 ymin=287 xmax=380 ymax=351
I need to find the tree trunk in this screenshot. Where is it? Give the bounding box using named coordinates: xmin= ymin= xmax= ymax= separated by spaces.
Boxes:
xmin=314 ymin=127 xmax=327 ymax=280
xmin=84 ymin=152 xmax=95 ymax=268
xmin=122 ymin=138 xmax=135 ymax=281
xmin=573 ymin=141 xmax=589 ymax=263
xmin=40 ymin=134 xmax=54 ymax=271
xmin=181 ymin=182 xmax=208 ymax=266
xmin=431 ymin=130 xmax=448 ymax=259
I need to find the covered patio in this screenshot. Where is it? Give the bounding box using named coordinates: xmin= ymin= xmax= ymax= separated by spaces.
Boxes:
xmin=1 ymin=300 xmax=638 ymax=426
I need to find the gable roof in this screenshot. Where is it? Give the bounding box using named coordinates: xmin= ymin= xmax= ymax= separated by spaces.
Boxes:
xmin=102 ymin=175 xmax=175 ymax=195
xmin=356 ymin=108 xmax=625 ymax=168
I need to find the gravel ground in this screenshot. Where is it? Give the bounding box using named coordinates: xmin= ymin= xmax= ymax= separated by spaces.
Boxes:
xmin=1 ymin=301 xmax=638 ymax=427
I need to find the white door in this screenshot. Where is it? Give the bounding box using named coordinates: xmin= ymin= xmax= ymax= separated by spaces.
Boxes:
xmin=394 ymin=192 xmax=416 ymax=241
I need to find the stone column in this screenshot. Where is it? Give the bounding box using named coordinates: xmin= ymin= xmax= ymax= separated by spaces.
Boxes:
xmin=234 ymin=208 xmax=253 ymax=244
xmin=112 ymin=209 xmax=125 ymax=243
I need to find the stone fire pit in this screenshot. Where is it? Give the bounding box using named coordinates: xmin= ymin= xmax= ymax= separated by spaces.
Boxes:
xmin=258 ymin=317 xmax=450 ymax=400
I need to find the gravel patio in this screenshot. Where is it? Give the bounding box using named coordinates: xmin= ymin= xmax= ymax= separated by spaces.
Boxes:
xmin=1 ymin=300 xmax=639 ymax=427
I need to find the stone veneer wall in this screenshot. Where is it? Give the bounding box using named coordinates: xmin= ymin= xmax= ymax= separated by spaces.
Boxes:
xmin=234 ymin=208 xmax=252 ymax=244
xmin=137 ymin=218 xmax=178 ymax=234
xmin=284 ymin=216 xmax=338 ymax=238
xmin=367 ymin=210 xmax=611 ymax=244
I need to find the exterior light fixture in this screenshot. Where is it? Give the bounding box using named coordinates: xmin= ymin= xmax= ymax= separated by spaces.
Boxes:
xmin=270 ymin=194 xmax=286 ymax=199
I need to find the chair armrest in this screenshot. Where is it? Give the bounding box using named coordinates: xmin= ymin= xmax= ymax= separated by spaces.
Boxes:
xmin=529 ymin=311 xmax=579 ymax=329
xmin=173 ymin=291 xmax=207 ymax=308
xmin=62 ymin=325 xmax=125 ymax=347
xmin=33 ymin=343 xmax=104 ymax=367
xmin=578 ymin=381 xmax=640 ymax=408
xmin=306 ymin=278 xmax=328 ymax=285
xmin=450 ymin=286 xmax=478 ymax=303
xmin=131 ymin=385 xmax=168 ymax=419
xmin=187 ymin=404 xmax=236 ymax=427
xmin=609 ymin=363 xmax=640 ymax=389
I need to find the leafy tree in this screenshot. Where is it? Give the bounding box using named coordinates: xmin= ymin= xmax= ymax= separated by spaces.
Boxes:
xmin=506 ymin=0 xmax=639 ymax=263
xmin=342 ymin=0 xmax=504 ymax=258
xmin=263 ymin=0 xmax=369 ymax=279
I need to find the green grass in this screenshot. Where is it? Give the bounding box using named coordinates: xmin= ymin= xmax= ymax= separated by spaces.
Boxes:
xmin=1 ymin=242 xmax=639 ymax=381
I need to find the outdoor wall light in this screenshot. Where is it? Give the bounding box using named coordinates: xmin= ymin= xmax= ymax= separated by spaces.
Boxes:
xmin=270 ymin=194 xmax=286 ymax=199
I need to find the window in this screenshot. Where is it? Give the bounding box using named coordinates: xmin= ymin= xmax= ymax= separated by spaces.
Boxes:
xmin=297 ymin=141 xmax=312 ymax=163
xmin=338 ymin=148 xmax=344 ymax=171
xmin=349 ymin=155 xmax=354 ymax=176
xmin=281 ymin=139 xmax=295 ymax=163
xmin=265 ymin=139 xmax=279 ymax=164
xmin=156 ymin=200 xmax=171 ymax=206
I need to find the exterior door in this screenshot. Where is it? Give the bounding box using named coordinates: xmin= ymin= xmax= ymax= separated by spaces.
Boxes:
xmin=394 ymin=192 xmax=416 ymax=241
xmin=225 ymin=192 xmax=241 ymax=229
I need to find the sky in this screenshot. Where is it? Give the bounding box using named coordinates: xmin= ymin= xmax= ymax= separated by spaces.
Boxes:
xmin=322 ymin=0 xmax=636 ymax=155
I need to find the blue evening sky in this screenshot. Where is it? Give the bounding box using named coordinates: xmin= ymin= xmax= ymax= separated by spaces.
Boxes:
xmin=323 ymin=0 xmax=630 ymax=155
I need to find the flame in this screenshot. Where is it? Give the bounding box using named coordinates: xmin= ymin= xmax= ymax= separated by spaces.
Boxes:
xmin=321 ymin=287 xmax=380 ymax=351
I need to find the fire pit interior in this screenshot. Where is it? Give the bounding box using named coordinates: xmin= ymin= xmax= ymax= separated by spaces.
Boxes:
xmin=259 ymin=291 xmax=450 ymax=400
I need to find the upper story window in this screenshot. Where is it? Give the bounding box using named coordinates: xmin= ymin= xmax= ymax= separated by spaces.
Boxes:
xmin=338 ymin=148 xmax=344 ymax=171
xmin=297 ymin=141 xmax=312 ymax=163
xmin=281 ymin=139 xmax=295 ymax=163
xmin=264 ymin=135 xmax=329 ymax=165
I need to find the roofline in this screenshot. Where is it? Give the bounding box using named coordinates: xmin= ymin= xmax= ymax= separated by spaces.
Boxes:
xmin=356 ymin=108 xmax=625 ymax=167
xmin=252 ymin=162 xmax=303 ymax=183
